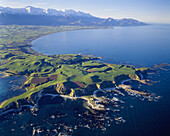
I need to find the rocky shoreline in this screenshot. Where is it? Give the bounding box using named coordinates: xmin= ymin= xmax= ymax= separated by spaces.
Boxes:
xmin=0 ymin=69 xmax=159 ymax=116
xmin=0 ymin=67 xmax=162 ymax=136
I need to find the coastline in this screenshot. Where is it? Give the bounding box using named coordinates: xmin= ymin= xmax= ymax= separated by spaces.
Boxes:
xmin=0 ymin=25 xmax=155 ymax=113
xmin=0 ymin=77 xmax=157 ymax=116
xmin=23 ymin=26 xmax=114 ymax=55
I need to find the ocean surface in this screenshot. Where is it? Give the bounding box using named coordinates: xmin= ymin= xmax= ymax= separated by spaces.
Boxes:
xmin=0 ymin=24 xmax=170 ymax=136
xmin=32 ymin=24 xmax=170 ymax=67
xmin=0 ymin=75 xmax=26 ymax=103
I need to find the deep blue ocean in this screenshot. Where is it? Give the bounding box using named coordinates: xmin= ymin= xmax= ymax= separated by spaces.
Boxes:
xmin=0 ymin=24 xmax=170 ymax=136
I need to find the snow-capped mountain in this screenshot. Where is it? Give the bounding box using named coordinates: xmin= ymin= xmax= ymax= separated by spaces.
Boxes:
xmin=0 ymin=6 xmax=26 ymax=14
xmin=25 ymin=6 xmax=46 ymax=15
xmin=0 ymin=6 xmax=93 ymax=17
xmin=45 ymin=8 xmax=65 ymax=16
xmin=0 ymin=6 xmax=146 ymax=26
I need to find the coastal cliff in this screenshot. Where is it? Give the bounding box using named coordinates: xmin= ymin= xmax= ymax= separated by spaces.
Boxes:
xmin=0 ymin=69 xmax=151 ymax=115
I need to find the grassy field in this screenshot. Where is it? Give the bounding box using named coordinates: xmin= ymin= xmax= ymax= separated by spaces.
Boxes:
xmin=0 ymin=25 xmax=147 ymax=108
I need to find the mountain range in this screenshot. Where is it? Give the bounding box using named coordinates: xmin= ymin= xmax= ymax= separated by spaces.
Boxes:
xmin=0 ymin=6 xmax=146 ymax=26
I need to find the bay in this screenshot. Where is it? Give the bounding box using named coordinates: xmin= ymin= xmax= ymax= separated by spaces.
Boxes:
xmin=32 ymin=24 xmax=170 ymax=67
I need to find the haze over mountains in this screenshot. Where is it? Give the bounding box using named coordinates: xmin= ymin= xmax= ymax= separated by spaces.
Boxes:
xmin=0 ymin=6 xmax=146 ymax=26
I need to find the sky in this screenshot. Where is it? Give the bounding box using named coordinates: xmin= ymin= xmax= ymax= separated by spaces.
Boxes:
xmin=0 ymin=0 xmax=170 ymax=23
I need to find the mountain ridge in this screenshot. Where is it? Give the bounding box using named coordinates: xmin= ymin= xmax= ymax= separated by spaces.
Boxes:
xmin=0 ymin=6 xmax=147 ymax=26
xmin=0 ymin=6 xmax=93 ymax=17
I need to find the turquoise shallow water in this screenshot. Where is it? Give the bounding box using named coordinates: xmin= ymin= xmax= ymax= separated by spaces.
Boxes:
xmin=0 ymin=24 xmax=170 ymax=136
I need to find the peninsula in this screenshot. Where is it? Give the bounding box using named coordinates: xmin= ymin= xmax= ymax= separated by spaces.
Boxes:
xmin=0 ymin=25 xmax=153 ymax=113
